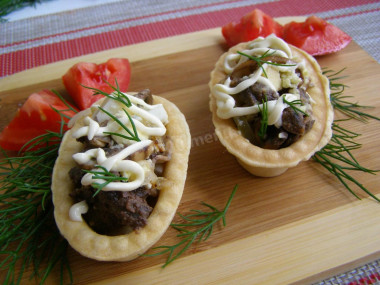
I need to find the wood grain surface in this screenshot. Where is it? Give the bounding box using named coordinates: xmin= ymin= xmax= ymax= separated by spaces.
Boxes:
xmin=1 ymin=17 xmax=380 ymax=284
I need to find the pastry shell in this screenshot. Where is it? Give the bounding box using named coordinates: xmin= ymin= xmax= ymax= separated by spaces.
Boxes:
xmin=52 ymin=95 xmax=191 ymax=261
xmin=209 ymin=42 xmax=334 ymax=177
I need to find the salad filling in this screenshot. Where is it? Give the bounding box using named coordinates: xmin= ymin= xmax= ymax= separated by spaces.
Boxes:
xmin=212 ymin=34 xmax=315 ymax=149
xmin=68 ymin=89 xmax=171 ymax=235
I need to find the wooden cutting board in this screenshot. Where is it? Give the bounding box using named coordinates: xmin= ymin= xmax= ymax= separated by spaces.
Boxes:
xmin=1 ymin=17 xmax=380 ymax=284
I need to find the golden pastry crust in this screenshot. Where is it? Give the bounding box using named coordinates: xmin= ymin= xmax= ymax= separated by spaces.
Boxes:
xmin=52 ymin=95 xmax=191 ymax=261
xmin=209 ymin=42 xmax=333 ymax=177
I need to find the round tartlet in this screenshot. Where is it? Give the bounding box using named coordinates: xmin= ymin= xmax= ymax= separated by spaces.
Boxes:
xmin=51 ymin=95 xmax=191 ymax=261
xmin=209 ymin=39 xmax=334 ymax=177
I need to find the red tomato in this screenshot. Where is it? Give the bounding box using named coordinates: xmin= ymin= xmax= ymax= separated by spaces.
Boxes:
xmin=222 ymin=9 xmax=283 ymax=48
xmin=283 ymin=16 xmax=352 ymax=56
xmin=62 ymin=58 xmax=131 ymax=110
xmin=0 ymin=90 xmax=76 ymax=151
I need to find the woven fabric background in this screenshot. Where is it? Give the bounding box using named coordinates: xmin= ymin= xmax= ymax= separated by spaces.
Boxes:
xmin=1 ymin=1 xmax=379 ymax=284
xmin=314 ymin=260 xmax=380 ymax=285
xmin=1 ymin=0 xmax=380 ymax=77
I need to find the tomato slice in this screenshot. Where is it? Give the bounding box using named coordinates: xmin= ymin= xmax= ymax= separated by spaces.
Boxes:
xmin=283 ymin=16 xmax=352 ymax=56
xmin=222 ymin=9 xmax=283 ymax=48
xmin=0 ymin=90 xmax=76 ymax=151
xmin=62 ymin=58 xmax=131 ymax=110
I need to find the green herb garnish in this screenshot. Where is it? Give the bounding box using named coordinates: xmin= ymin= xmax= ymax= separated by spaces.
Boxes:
xmin=313 ymin=69 xmax=380 ymax=202
xmin=98 ymin=106 xmax=140 ymax=142
xmin=258 ymin=96 xmax=269 ymax=140
xmin=81 ymin=81 xmax=140 ymax=193
xmin=82 ymin=80 xmax=140 ymax=142
xmin=84 ymin=165 xmax=129 ymax=197
xmin=282 ymin=97 xmax=309 ymax=116
xmin=0 ymin=0 xmax=51 ymax=22
xmin=145 ymin=185 xmax=238 ymax=268
xmin=323 ymin=68 xmax=380 ymax=122
xmin=0 ymin=108 xmax=73 ymax=284
xmin=82 ymin=79 xmax=132 ymax=107
xmin=313 ymin=122 xmax=379 ymax=202
xmin=237 ymin=50 xmax=296 ymax=78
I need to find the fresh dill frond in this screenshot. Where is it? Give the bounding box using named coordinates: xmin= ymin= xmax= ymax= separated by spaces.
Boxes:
xmin=0 ymin=130 xmax=73 ymax=285
xmin=258 ymin=96 xmax=268 ymax=140
xmin=283 ymin=97 xmax=309 ymax=116
xmin=313 ymin=123 xmax=379 ymax=202
xmin=82 ymin=80 xmax=140 ymax=142
xmin=0 ymin=92 xmax=74 ymax=284
xmin=237 ymin=50 xmax=296 ymax=78
xmin=323 ymin=68 xmax=380 ymax=122
xmin=0 ymin=0 xmax=51 ymax=22
xmin=313 ymin=69 xmax=379 ymax=202
xmin=144 ymin=185 xmax=238 ymax=268
xmin=50 ymin=89 xmax=79 ymax=120
xmin=84 ymin=165 xmax=129 ymax=196
xmin=81 ymin=79 xmax=132 ymax=108
xmin=98 ymin=106 xmax=140 ymax=142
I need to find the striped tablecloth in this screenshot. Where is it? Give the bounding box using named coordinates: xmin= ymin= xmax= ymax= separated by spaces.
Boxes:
xmin=1 ymin=0 xmax=380 ymax=284
xmin=1 ymin=0 xmax=380 ymax=78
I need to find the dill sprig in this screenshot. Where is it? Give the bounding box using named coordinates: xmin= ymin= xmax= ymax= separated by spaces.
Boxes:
xmin=313 ymin=69 xmax=380 ymax=202
xmin=283 ymin=97 xmax=309 ymax=116
xmin=0 ymin=92 xmax=75 ymax=284
xmin=313 ymin=122 xmax=379 ymax=202
xmin=0 ymin=129 xmax=72 ymax=285
xmin=258 ymin=96 xmax=268 ymax=140
xmin=145 ymin=185 xmax=238 ymax=268
xmin=237 ymin=50 xmax=296 ymax=78
xmin=323 ymin=68 xmax=380 ymax=122
xmin=84 ymin=165 xmax=129 ymax=196
xmin=82 ymin=80 xmax=140 ymax=142
xmin=98 ymin=107 xmax=140 ymax=142
xmin=81 ymin=80 xmax=132 ymax=107
xmin=0 ymin=0 xmax=51 ymax=22
xmin=81 ymin=81 xmax=141 ymax=194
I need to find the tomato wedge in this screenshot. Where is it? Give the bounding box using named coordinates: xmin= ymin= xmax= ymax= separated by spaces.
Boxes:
xmin=62 ymin=58 xmax=131 ymax=110
xmin=0 ymin=90 xmax=76 ymax=151
xmin=222 ymin=9 xmax=283 ymax=48
xmin=283 ymin=15 xmax=352 ymax=56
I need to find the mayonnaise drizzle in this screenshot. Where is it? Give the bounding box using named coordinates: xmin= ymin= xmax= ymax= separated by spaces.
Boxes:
xmin=73 ymin=140 xmax=152 ymax=191
xmin=213 ymin=34 xmax=310 ymax=126
xmin=69 ymin=201 xmax=88 ymax=222
xmin=69 ymin=92 xmax=169 ymax=221
xmin=72 ymin=93 xmax=168 ymax=142
xmin=71 ymin=92 xmax=169 ymax=192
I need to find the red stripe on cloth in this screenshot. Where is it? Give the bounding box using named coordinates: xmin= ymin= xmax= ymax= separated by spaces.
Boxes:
xmin=2 ymin=0 xmax=376 ymax=49
xmin=2 ymin=0 xmax=250 ymax=49
xmin=348 ymin=273 xmax=380 ymax=285
xmin=1 ymin=0 xmax=378 ymax=77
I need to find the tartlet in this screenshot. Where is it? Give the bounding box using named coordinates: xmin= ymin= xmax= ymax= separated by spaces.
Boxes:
xmin=52 ymin=92 xmax=191 ymax=261
xmin=209 ymin=35 xmax=333 ymax=177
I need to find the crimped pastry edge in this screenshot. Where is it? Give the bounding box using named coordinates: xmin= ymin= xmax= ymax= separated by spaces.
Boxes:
xmin=209 ymin=42 xmax=334 ymax=177
xmin=51 ymin=95 xmax=191 ymax=261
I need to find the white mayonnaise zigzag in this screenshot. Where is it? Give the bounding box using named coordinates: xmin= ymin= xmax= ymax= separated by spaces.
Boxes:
xmin=68 ymin=92 xmax=169 ymax=221
xmin=212 ymin=34 xmax=310 ymax=125
xmin=73 ymin=140 xmax=152 ymax=191
xmin=72 ymin=93 xmax=168 ymax=142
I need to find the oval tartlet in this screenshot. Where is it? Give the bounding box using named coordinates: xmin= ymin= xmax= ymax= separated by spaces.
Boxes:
xmin=52 ymin=95 xmax=191 ymax=261
xmin=209 ymin=38 xmax=333 ymax=177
